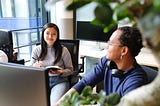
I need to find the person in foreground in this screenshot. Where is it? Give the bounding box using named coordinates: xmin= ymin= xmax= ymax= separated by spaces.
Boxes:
xmin=0 ymin=50 xmax=8 ymax=62
xmin=30 ymin=23 xmax=73 ymax=105
xmin=55 ymin=26 xmax=147 ymax=105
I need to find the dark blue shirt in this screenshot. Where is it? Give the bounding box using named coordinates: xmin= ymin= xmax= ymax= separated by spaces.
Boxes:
xmin=73 ymin=56 xmax=147 ymax=97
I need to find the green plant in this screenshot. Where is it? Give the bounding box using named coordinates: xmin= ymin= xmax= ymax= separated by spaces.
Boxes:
xmin=66 ymin=0 xmax=160 ymax=33
xmin=59 ymin=86 xmax=121 ymax=106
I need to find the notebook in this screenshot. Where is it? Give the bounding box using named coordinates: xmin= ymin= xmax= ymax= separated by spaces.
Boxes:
xmin=0 ymin=62 xmax=50 ymax=106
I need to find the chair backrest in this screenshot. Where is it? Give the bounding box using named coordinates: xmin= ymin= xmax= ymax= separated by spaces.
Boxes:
xmin=96 ymin=65 xmax=158 ymax=93
xmin=59 ymin=39 xmax=79 ymax=74
xmin=141 ymin=65 xmax=158 ymax=84
xmin=59 ymin=39 xmax=80 ymax=87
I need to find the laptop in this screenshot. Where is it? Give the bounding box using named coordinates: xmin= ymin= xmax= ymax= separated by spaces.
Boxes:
xmin=0 ymin=62 xmax=50 ymax=106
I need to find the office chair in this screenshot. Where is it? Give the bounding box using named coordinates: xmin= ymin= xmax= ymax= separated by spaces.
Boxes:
xmin=141 ymin=65 xmax=158 ymax=84
xmin=59 ymin=39 xmax=85 ymax=87
xmin=36 ymin=40 xmax=85 ymax=87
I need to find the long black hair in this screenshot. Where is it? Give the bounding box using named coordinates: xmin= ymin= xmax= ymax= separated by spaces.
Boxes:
xmin=38 ymin=23 xmax=62 ymax=64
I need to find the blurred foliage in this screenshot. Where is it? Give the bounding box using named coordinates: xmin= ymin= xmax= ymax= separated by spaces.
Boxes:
xmin=50 ymin=0 xmax=160 ymax=105
xmin=66 ymin=0 xmax=160 ymax=32
xmin=59 ymin=86 xmax=121 ymax=106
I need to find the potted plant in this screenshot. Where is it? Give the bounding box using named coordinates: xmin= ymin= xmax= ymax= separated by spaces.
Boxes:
xmin=59 ymin=86 xmax=121 ymax=106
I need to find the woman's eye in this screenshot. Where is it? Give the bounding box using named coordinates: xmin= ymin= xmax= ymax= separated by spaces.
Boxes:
xmin=46 ymin=32 xmax=49 ymax=35
xmin=52 ymin=33 xmax=56 ymax=35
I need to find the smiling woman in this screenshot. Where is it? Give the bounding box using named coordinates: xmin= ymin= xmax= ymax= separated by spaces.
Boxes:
xmin=30 ymin=23 xmax=73 ymax=105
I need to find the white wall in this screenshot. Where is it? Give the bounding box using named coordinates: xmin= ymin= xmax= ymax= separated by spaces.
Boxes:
xmin=50 ymin=0 xmax=74 ymax=39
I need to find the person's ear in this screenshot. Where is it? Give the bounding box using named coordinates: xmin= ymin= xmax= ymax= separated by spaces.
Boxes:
xmin=121 ymin=46 xmax=128 ymax=56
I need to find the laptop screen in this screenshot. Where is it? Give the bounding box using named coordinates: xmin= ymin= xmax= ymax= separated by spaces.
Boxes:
xmin=0 ymin=62 xmax=50 ymax=106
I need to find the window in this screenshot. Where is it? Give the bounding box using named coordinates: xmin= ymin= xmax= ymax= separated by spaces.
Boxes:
xmin=0 ymin=0 xmax=48 ymax=65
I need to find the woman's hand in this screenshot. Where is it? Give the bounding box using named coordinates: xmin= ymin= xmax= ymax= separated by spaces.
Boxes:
xmin=33 ymin=61 xmax=43 ymax=67
xmin=49 ymin=69 xmax=63 ymax=75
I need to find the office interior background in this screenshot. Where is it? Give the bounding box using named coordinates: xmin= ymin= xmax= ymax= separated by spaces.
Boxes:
xmin=0 ymin=0 xmax=158 ymax=70
xmin=0 ymin=0 xmax=76 ymax=65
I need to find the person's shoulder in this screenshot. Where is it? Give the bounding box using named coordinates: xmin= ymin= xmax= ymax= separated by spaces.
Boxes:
xmin=134 ymin=64 xmax=146 ymax=73
xmin=128 ymin=64 xmax=148 ymax=78
xmin=33 ymin=45 xmax=41 ymax=50
xmin=97 ymin=56 xmax=109 ymax=67
xmin=36 ymin=45 xmax=41 ymax=48
xmin=0 ymin=50 xmax=8 ymax=62
xmin=62 ymin=46 xmax=69 ymax=53
xmin=100 ymin=56 xmax=108 ymax=63
xmin=101 ymin=56 xmax=107 ymax=60
xmin=32 ymin=45 xmax=41 ymax=54
xmin=62 ymin=46 xmax=67 ymax=50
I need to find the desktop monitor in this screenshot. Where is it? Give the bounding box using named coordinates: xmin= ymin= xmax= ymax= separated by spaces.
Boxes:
xmin=0 ymin=62 xmax=50 ymax=106
xmin=75 ymin=21 xmax=117 ymax=42
xmin=74 ymin=2 xmax=118 ymax=42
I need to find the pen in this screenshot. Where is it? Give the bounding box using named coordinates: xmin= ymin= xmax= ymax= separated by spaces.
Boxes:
xmin=32 ymin=57 xmax=39 ymax=62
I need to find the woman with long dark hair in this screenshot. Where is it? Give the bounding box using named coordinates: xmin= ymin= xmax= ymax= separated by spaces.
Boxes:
xmin=30 ymin=23 xmax=73 ymax=105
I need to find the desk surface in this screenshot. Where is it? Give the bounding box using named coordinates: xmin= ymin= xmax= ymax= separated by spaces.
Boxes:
xmin=79 ymin=46 xmax=159 ymax=68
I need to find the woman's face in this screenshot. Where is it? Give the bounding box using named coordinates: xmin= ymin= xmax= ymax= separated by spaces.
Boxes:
xmin=106 ymin=29 xmax=124 ymax=61
xmin=44 ymin=27 xmax=58 ymax=46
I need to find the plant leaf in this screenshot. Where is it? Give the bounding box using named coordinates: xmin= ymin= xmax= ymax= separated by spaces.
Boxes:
xmin=107 ymin=93 xmax=121 ymax=106
xmin=66 ymin=0 xmax=92 ymax=10
xmin=81 ymin=86 xmax=93 ymax=97
xmin=94 ymin=4 xmax=113 ymax=26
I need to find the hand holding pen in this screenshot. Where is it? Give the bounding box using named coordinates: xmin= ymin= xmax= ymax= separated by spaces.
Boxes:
xmin=32 ymin=57 xmax=42 ymax=67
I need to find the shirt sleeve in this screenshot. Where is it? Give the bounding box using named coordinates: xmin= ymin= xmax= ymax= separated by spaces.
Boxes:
xmin=72 ymin=56 xmax=107 ymax=93
xmin=29 ymin=45 xmax=41 ymax=66
xmin=61 ymin=47 xmax=73 ymax=76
